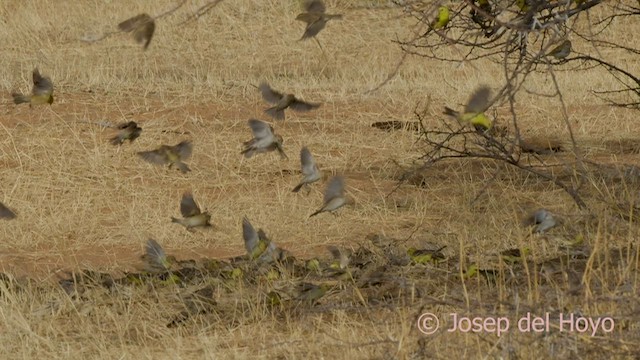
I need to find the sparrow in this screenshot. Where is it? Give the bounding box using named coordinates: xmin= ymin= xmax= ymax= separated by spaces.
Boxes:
xmin=309 ymin=175 xmax=349 ymax=217
xmin=0 ymin=202 xmax=16 ymax=220
xmin=12 ymin=68 xmax=54 ymax=106
xmin=547 ymin=39 xmax=572 ymax=59
xmin=242 ymin=216 xmax=275 ymax=261
xmin=171 ymin=192 xmax=212 ymax=230
xmin=241 ymin=119 xmax=287 ymax=159
xmin=137 ymin=140 xmax=193 ymax=173
xmin=292 ymin=146 xmax=322 ymax=192
xmin=259 ymin=82 xmax=320 ymax=120
xmin=110 ymin=121 xmax=142 ymax=145
xmin=118 ymin=13 xmax=155 ymax=50
xmin=522 ymin=209 xmax=557 ymax=234
xmin=295 ymin=0 xmax=343 ymax=40
xmin=443 ymin=85 xmax=492 ymax=131
xmin=141 ymin=239 xmax=175 ymax=272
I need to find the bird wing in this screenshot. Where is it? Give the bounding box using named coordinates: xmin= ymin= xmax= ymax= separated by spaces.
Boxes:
xmin=0 ymin=202 xmax=16 ymax=219
xmin=300 ymin=147 xmax=317 ymax=175
xmin=32 ymin=69 xmax=53 ymax=96
xmin=464 ymin=86 xmax=491 ymax=114
xmin=301 ymin=20 xmax=327 ymax=39
xmin=295 ymin=13 xmax=321 ymax=24
xmin=173 ymin=140 xmax=193 ymax=160
xmin=248 ymin=119 xmax=273 ymax=141
xmin=324 ymin=176 xmax=345 ymax=203
xmin=145 ymin=239 xmax=168 ymax=268
xmin=259 ymin=82 xmax=283 ymax=104
xmin=137 ymin=148 xmax=168 ymax=165
xmin=180 ymin=192 xmax=201 ymax=217
xmin=119 ymin=13 xmax=155 ymax=49
xmin=289 ymin=98 xmax=321 ymax=112
xmin=242 ymin=216 xmax=259 ymax=254
xmin=304 ymin=0 xmax=326 ymax=13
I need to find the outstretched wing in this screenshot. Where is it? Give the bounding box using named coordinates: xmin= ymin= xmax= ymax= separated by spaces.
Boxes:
xmin=259 ymin=82 xmax=284 ymax=104
xmin=180 ymin=192 xmax=201 ymax=217
xmin=324 ymin=176 xmax=345 ymax=203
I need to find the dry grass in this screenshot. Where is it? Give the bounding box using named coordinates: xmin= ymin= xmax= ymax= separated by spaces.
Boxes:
xmin=0 ymin=0 xmax=639 ymax=358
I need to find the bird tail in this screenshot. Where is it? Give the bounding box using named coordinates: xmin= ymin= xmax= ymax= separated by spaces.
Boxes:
xmin=12 ymin=93 xmax=30 ymax=104
xmin=309 ymin=209 xmax=323 ymax=217
xmin=265 ymin=108 xmax=285 ymax=121
xmin=443 ymin=107 xmax=459 ymax=119
xmin=292 ymin=182 xmax=305 ymax=193
xmin=327 ymin=14 xmax=343 ymax=20
xmin=171 ymin=217 xmax=182 ymax=224
xmin=110 ymin=135 xmax=123 ymax=145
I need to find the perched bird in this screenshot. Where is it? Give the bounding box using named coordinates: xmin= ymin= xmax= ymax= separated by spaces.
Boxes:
xmin=547 ymin=40 xmax=572 ymax=59
xmin=12 ymin=68 xmax=54 ymax=106
xmin=292 ymin=146 xmax=322 ymax=192
xmin=141 ymin=239 xmax=175 ymax=272
xmin=137 ymin=140 xmax=193 ymax=173
xmin=242 ymin=216 xmax=275 ymax=261
xmin=407 ymin=246 xmax=447 ymax=264
xmin=443 ymin=85 xmax=493 ymax=131
xmin=522 ymin=209 xmax=557 ymax=234
xmin=470 ymin=0 xmax=493 ymax=34
xmin=295 ymin=282 xmax=329 ymax=303
xmin=241 ymin=119 xmax=287 ymax=159
xmin=110 ymin=121 xmax=142 ymax=145
xmin=295 ymin=0 xmax=343 ymax=40
xmin=0 ymin=202 xmax=16 ymax=220
xmin=430 ymin=6 xmax=450 ymax=30
xmin=327 ymin=246 xmax=350 ymax=270
xmin=171 ymin=192 xmax=212 ymax=230
xmin=118 ymin=13 xmax=155 ymax=50
xmin=259 ymin=82 xmax=320 ymax=121
xmin=309 ymin=175 xmax=349 ymax=217
xmin=500 ymin=247 xmax=530 ymax=264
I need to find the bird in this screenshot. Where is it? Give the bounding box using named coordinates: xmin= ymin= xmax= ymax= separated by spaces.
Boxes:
xmin=12 ymin=68 xmax=54 ymax=106
xmin=522 ymin=209 xmax=557 ymax=234
xmin=259 ymin=82 xmax=320 ymax=121
xmin=430 ymin=6 xmax=450 ymax=30
xmin=309 ymin=175 xmax=349 ymax=217
xmin=118 ymin=13 xmax=155 ymax=50
xmin=0 ymin=202 xmax=16 ymax=220
xmin=443 ymin=85 xmax=493 ymax=131
xmin=141 ymin=239 xmax=175 ymax=272
xmin=547 ymin=40 xmax=572 ymax=59
xmin=110 ymin=121 xmax=142 ymax=145
xmin=295 ymin=0 xmax=343 ymax=40
xmin=242 ymin=216 xmax=276 ymax=261
xmin=241 ymin=119 xmax=287 ymax=159
xmin=295 ymin=282 xmax=329 ymax=303
xmin=292 ymin=146 xmax=322 ymax=192
xmin=137 ymin=140 xmax=193 ymax=173
xmin=171 ymin=192 xmax=212 ymax=230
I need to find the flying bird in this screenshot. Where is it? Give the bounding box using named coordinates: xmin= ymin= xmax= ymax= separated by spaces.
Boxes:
xmin=242 ymin=216 xmax=276 ymax=261
xmin=292 ymin=146 xmax=322 ymax=192
xmin=296 ymin=0 xmax=343 ymax=40
xmin=259 ymin=82 xmax=320 ymax=121
xmin=171 ymin=192 xmax=212 ymax=230
xmin=241 ymin=119 xmax=287 ymax=159
xmin=443 ymin=85 xmax=493 ymax=131
xmin=309 ymin=175 xmax=349 ymax=217
xmin=141 ymin=239 xmax=175 ymax=272
xmin=118 ymin=13 xmax=155 ymax=50
xmin=110 ymin=121 xmax=142 ymax=145
xmin=137 ymin=140 xmax=193 ymax=173
xmin=12 ymin=68 xmax=54 ymax=106
xmin=0 ymin=202 xmax=16 ymax=220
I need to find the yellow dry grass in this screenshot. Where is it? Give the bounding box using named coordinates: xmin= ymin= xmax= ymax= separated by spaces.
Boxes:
xmin=0 ymin=0 xmax=639 ymax=358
